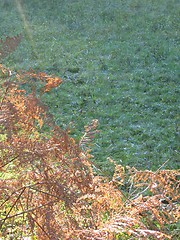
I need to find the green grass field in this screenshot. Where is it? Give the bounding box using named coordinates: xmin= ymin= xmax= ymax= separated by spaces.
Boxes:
xmin=0 ymin=0 xmax=179 ymax=174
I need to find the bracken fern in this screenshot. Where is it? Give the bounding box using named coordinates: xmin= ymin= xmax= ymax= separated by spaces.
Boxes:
xmin=0 ymin=36 xmax=179 ymax=239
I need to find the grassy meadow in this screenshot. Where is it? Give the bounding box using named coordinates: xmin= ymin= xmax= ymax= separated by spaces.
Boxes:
xmin=0 ymin=0 xmax=179 ymax=174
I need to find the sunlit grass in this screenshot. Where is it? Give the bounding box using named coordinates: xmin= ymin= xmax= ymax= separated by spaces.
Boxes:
xmin=0 ymin=0 xmax=179 ymax=173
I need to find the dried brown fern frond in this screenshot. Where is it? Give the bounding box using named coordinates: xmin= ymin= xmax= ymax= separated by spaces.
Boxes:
xmin=129 ymin=168 xmax=180 ymax=202
xmin=0 ymin=34 xmax=22 ymax=60
xmin=0 ymin=67 xmax=94 ymax=238
xmin=103 ymin=214 xmax=172 ymax=240
xmin=17 ymin=69 xmax=62 ymax=93
xmin=79 ymin=119 xmax=99 ymax=152
xmin=73 ymin=176 xmax=124 ymax=231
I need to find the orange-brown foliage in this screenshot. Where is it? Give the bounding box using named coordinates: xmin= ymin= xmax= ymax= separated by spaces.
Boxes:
xmin=0 ymin=39 xmax=179 ymax=239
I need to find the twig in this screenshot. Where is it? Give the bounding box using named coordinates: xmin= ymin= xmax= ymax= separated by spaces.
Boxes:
xmin=0 ymin=200 xmax=55 ymax=223
xmin=0 ymin=155 xmax=20 ymax=168
xmin=0 ymin=187 xmax=26 ymax=228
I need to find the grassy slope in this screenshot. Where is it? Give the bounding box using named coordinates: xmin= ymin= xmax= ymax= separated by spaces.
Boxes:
xmin=0 ymin=0 xmax=179 ymax=174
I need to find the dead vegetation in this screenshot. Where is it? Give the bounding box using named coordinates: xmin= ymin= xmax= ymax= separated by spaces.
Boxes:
xmin=0 ymin=35 xmax=179 ymax=239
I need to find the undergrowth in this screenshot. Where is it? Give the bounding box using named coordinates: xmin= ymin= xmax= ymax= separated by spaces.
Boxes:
xmin=0 ymin=56 xmax=179 ymax=239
